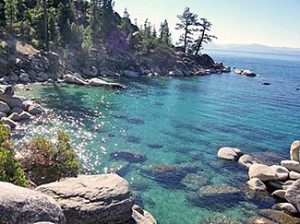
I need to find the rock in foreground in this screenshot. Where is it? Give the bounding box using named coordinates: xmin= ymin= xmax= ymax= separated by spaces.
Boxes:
xmin=248 ymin=164 xmax=278 ymax=182
xmin=36 ymin=174 xmax=134 ymax=224
xmin=0 ymin=181 xmax=66 ymax=224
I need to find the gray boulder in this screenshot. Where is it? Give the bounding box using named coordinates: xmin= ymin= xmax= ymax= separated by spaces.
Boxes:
xmin=290 ymin=171 xmax=300 ymax=180
xmin=247 ymin=178 xmax=266 ymax=191
xmin=36 ymin=72 xmax=49 ymax=82
xmin=0 ymin=94 xmax=23 ymax=108
xmin=286 ymin=179 xmax=300 ymax=212
xmin=273 ymin=203 xmax=298 ymax=215
xmin=19 ymin=72 xmax=30 ymax=83
xmin=248 ymin=164 xmax=278 ymax=182
xmin=123 ymin=70 xmax=139 ymax=77
xmin=270 ymin=165 xmax=289 ymax=181
xmin=36 ymin=174 xmax=134 ymax=224
xmin=10 ymin=106 xmax=23 ymax=114
xmin=238 ymin=154 xmax=259 ymax=168
xmin=0 ymin=112 xmax=6 ymax=119
xmin=290 ymin=141 xmax=300 ymax=162
xmin=63 ymin=74 xmax=88 ymax=85
xmin=0 ymin=181 xmax=66 ymax=224
xmin=217 ymin=147 xmax=243 ymax=161
xmin=28 ymin=105 xmax=44 ymax=115
xmin=1 ymin=117 xmax=17 ymax=129
xmin=8 ymin=112 xmax=20 ymax=121
xmin=9 ymin=72 xmax=19 ymax=82
xmin=131 ymin=206 xmax=157 ymax=224
xmin=0 ymin=101 xmax=10 ymax=114
xmin=19 ymin=111 xmax=32 ymax=120
xmin=272 ymin=190 xmax=286 ymax=200
xmin=281 ymin=160 xmax=300 ymax=173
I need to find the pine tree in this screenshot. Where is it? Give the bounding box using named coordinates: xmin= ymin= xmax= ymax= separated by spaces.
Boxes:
xmin=159 ymin=19 xmax=171 ymax=46
xmin=176 ymin=7 xmax=199 ymax=53
xmin=0 ymin=0 xmax=6 ymax=29
xmin=193 ymin=18 xmax=217 ymax=55
xmin=4 ymin=0 xmax=18 ymax=33
xmin=119 ymin=8 xmax=132 ymax=36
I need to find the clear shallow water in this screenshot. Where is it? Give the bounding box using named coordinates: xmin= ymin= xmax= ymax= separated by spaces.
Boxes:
xmin=15 ymin=52 xmax=300 ymax=223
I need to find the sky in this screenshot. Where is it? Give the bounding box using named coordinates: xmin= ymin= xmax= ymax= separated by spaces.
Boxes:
xmin=114 ymin=0 xmax=300 ymax=48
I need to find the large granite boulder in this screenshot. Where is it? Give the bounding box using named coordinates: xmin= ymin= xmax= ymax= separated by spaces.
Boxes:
xmin=0 ymin=94 xmax=23 ymax=108
xmin=290 ymin=141 xmax=300 ymax=162
xmin=238 ymin=154 xmax=259 ymax=168
xmin=36 ymin=174 xmax=134 ymax=224
xmin=248 ymin=164 xmax=278 ymax=182
xmin=63 ymin=74 xmax=88 ymax=85
xmin=285 ymin=179 xmax=300 ymax=212
xmin=270 ymin=165 xmax=289 ymax=181
xmin=281 ymin=160 xmax=300 ymax=173
xmin=217 ymin=147 xmax=243 ymax=161
xmin=0 ymin=181 xmax=66 ymax=224
xmin=0 ymin=101 xmax=10 ymax=114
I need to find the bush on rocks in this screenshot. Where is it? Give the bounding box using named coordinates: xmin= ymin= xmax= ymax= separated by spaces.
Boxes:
xmin=0 ymin=124 xmax=28 ymax=186
xmin=20 ymin=130 xmax=79 ymax=185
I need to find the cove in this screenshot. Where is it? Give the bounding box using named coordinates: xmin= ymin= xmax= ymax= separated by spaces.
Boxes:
xmin=15 ymin=52 xmax=300 ymax=223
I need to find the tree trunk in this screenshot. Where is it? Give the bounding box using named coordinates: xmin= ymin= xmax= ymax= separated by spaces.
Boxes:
xmin=43 ymin=0 xmax=48 ymax=51
xmin=184 ymin=24 xmax=188 ymax=54
xmin=195 ymin=27 xmax=206 ymax=56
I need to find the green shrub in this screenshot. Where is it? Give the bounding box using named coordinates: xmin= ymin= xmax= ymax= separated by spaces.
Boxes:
xmin=22 ymin=130 xmax=79 ymax=185
xmin=0 ymin=124 xmax=28 ymax=186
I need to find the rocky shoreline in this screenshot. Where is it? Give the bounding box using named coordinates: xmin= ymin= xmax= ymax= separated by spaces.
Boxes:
xmin=218 ymin=141 xmax=300 ymax=223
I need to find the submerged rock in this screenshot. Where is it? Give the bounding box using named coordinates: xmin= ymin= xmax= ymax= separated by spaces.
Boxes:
xmin=142 ymin=164 xmax=186 ymax=188
xmin=0 ymin=181 xmax=65 ymax=224
xmin=36 ymin=174 xmax=134 ymax=224
xmin=248 ymin=216 xmax=276 ymax=224
xmin=258 ymin=209 xmax=300 ymax=224
xmin=187 ymin=184 xmax=242 ymax=211
xmin=110 ymin=151 xmax=147 ymax=163
xmin=180 ymin=173 xmax=209 ymax=190
xmin=273 ymin=203 xmax=298 ymax=215
xmin=247 ymin=178 xmax=267 ymax=191
xmin=217 ymin=147 xmax=243 ymax=161
xmin=202 ymin=215 xmax=243 ymax=224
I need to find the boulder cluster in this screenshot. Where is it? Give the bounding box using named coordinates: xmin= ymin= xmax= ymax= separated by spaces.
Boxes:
xmin=234 ymin=68 xmax=258 ymax=77
xmin=0 ymin=174 xmax=156 ymax=224
xmin=218 ymin=141 xmax=300 ymax=220
xmin=0 ymin=85 xmax=44 ymax=130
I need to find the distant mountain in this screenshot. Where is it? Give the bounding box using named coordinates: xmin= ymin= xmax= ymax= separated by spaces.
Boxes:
xmin=207 ymin=43 xmax=300 ymax=55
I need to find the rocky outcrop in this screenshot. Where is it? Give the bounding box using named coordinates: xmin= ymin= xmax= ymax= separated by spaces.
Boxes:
xmin=285 ymin=179 xmax=300 ymax=212
xmin=234 ymin=68 xmax=257 ymax=77
xmin=0 ymin=86 xmax=45 ymax=129
xmin=217 ymin=147 xmax=243 ymax=161
xmin=36 ymin=174 xmax=134 ymax=224
xmin=290 ymin=141 xmax=300 ymax=162
xmin=270 ymin=165 xmax=289 ymax=181
xmin=0 ymin=181 xmax=66 ymax=224
xmin=281 ymin=160 xmax=300 ymax=173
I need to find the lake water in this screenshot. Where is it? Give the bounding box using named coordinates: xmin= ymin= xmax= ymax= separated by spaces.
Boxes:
xmin=15 ymin=50 xmax=300 ymax=223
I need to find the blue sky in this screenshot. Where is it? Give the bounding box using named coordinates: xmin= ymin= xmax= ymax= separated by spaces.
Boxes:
xmin=114 ymin=0 xmax=300 ymax=48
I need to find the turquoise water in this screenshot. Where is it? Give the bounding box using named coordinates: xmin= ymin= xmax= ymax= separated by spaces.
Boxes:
xmin=15 ymin=52 xmax=300 ymax=223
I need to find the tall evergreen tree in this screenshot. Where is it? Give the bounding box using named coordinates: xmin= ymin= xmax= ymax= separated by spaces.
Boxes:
xmin=4 ymin=0 xmax=18 ymax=33
xmin=0 ymin=0 xmax=6 ymax=28
xmin=175 ymin=7 xmax=199 ymax=53
xmin=159 ymin=19 xmax=171 ymax=46
xmin=193 ymin=18 xmax=217 ymax=55
xmin=119 ymin=8 xmax=132 ymax=36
